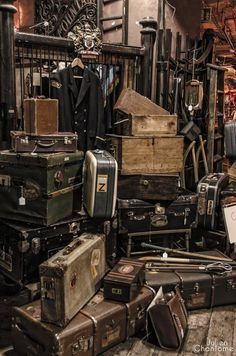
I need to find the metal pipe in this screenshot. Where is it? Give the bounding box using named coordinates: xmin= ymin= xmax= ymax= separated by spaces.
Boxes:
xmin=0 ymin=1 xmax=17 ymax=149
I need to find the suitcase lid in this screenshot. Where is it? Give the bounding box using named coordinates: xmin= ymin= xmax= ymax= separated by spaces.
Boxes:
xmin=104 ymin=258 xmax=145 ymax=285
xmin=0 ymin=150 xmax=84 ymax=167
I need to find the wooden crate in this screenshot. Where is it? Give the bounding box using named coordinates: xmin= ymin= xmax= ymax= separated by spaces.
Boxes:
xmin=115 ymin=113 xmax=177 ymax=136
xmin=108 ymin=135 xmax=184 ymax=174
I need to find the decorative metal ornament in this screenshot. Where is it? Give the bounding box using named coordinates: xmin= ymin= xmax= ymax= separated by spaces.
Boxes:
xmin=68 ymin=22 xmax=102 ymax=55
xmin=35 ymin=0 xmax=97 ymax=37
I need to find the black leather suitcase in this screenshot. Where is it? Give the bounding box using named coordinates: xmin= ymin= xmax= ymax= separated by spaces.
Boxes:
xmin=83 ymin=150 xmax=118 ymax=219
xmin=0 ymin=150 xmax=84 ymax=226
xmin=117 ymin=173 xmax=180 ymax=201
xmin=118 ymin=191 xmax=197 ymax=234
xmin=197 ymin=173 xmax=229 ymax=230
xmin=0 ymin=215 xmax=83 ymax=285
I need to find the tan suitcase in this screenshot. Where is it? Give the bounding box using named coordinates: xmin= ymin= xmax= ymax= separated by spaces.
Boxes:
xmin=24 ymin=98 xmax=58 ymax=134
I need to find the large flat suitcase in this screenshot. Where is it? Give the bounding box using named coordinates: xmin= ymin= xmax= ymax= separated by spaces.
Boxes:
xmin=12 ymin=300 xmax=94 ymax=356
xmin=0 ymin=150 xmax=84 ymax=225
xmin=145 ymin=251 xmax=236 ymax=310
xmin=24 ymin=98 xmax=58 ymax=135
xmin=0 ymin=215 xmax=83 ymax=285
xmin=118 ymin=191 xmax=197 ymax=234
xmin=117 ymin=173 xmax=180 ymax=201
xmin=40 ymin=233 xmax=106 ymax=327
xmin=197 ymin=173 xmax=229 ymax=230
xmin=109 ymin=134 xmax=184 ymax=174
xmin=11 ymin=131 xmax=78 ymax=153
xmin=83 ymin=150 xmax=118 ymax=219
xmin=224 ymin=121 xmax=236 ymax=159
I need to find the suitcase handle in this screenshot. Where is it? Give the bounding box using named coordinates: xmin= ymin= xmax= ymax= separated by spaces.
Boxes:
xmin=36 ymin=141 xmax=57 ymax=148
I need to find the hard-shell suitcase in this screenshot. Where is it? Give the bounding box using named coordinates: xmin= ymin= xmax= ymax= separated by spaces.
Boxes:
xmin=40 ymin=233 xmax=106 ymax=327
xmin=117 ymin=173 xmax=180 ymax=201
xmin=80 ymin=291 xmax=127 ymax=354
xmin=103 ymin=258 xmax=145 ymax=302
xmin=118 ymin=191 xmax=197 ymax=234
xmin=24 ymin=98 xmax=58 ymax=135
xmin=0 ymin=215 xmax=83 ymax=285
xmin=197 ymin=173 xmax=229 ymax=230
xmin=125 ymin=286 xmax=154 ymax=337
xmin=224 ymin=121 xmax=236 ymax=159
xmin=12 ymin=300 xmax=94 ymax=356
xmin=83 ymin=150 xmax=118 ymax=219
xmin=145 ymin=251 xmax=236 ymax=310
xmin=0 ymin=150 xmax=84 ymax=226
xmin=11 ymin=131 xmax=78 ymax=153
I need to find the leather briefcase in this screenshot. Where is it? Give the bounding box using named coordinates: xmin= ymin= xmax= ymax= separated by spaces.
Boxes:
xmin=103 ymin=258 xmax=145 ymax=302
xmin=40 ymin=233 xmax=106 ymax=327
xmin=147 ymin=286 xmax=188 ymax=350
xmin=11 ymin=131 xmax=78 ymax=153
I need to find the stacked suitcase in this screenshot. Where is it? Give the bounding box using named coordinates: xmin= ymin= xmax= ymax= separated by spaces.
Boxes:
xmin=108 ymin=88 xmax=197 ymax=255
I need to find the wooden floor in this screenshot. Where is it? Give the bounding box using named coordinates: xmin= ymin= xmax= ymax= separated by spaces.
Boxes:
xmin=1 ymin=304 xmax=235 ymax=356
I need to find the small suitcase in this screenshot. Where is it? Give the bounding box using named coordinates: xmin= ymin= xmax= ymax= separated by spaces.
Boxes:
xmin=12 ymin=300 xmax=94 ymax=356
xmin=40 ymin=233 xmax=106 ymax=327
xmin=0 ymin=150 xmax=84 ymax=226
xmin=11 ymin=131 xmax=78 ymax=153
xmin=125 ymin=285 xmax=154 ymax=337
xmin=117 ymin=173 xmax=180 ymax=201
xmin=83 ymin=150 xmax=118 ymax=219
xmin=197 ymin=173 xmax=229 ymax=230
xmin=103 ymin=258 xmax=145 ymax=303
xmin=224 ymin=121 xmax=236 ymax=159
xmin=0 ymin=215 xmax=83 ymax=285
xmin=118 ymin=191 xmax=197 ymax=234
xmin=24 ymin=98 xmax=58 ymax=135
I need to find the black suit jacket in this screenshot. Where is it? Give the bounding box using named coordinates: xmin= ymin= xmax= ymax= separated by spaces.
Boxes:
xmin=51 ymin=65 xmax=105 ymax=151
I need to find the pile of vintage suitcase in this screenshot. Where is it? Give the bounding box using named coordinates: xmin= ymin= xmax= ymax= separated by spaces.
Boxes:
xmin=0 ymin=90 xmax=236 ymax=354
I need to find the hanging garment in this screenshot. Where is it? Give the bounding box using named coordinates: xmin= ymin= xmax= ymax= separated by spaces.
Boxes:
xmin=51 ymin=65 xmax=105 ymax=151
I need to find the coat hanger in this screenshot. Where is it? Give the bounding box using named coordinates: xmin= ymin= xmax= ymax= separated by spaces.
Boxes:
xmin=71 ymin=57 xmax=84 ymax=79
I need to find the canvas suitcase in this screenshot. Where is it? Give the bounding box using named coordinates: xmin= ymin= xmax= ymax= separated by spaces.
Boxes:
xmin=11 ymin=131 xmax=78 ymax=153
xmin=83 ymin=150 xmax=118 ymax=219
xmin=117 ymin=173 xmax=180 ymax=201
xmin=0 ymin=150 xmax=84 ymax=226
xmin=145 ymin=251 xmax=236 ymax=310
xmin=197 ymin=173 xmax=229 ymax=230
xmin=103 ymin=258 xmax=145 ymax=302
xmin=12 ymin=300 xmax=94 ymax=356
xmin=40 ymin=233 xmax=106 ymax=327
xmin=224 ymin=121 xmax=236 ymax=159
xmin=24 ymin=98 xmax=58 ymax=135
xmin=0 ymin=215 xmax=83 ymax=285
xmin=108 ymin=134 xmax=184 ymax=174
xmin=118 ymin=191 xmax=197 ymax=234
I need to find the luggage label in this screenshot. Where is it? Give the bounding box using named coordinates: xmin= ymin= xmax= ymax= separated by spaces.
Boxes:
xmin=101 ymin=323 xmax=121 ymax=348
xmin=72 ymin=336 xmax=93 ymax=354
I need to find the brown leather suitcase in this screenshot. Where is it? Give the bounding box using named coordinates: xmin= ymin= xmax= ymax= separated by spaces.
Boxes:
xmin=81 ymin=291 xmax=127 ymax=354
xmin=40 ymin=233 xmax=106 ymax=327
xmin=12 ymin=300 xmax=94 ymax=356
xmin=125 ymin=285 xmax=154 ymax=337
xmin=24 ymin=98 xmax=58 ymax=134
xmin=11 ymin=131 xmax=78 ymax=153
xmin=103 ymin=258 xmax=145 ymax=302
xmin=145 ymin=251 xmax=236 ymax=310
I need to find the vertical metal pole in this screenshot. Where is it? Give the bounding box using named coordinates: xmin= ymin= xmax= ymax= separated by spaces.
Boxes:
xmin=0 ymin=0 xmax=17 ymax=149
xmin=139 ymin=17 xmax=157 ymax=99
